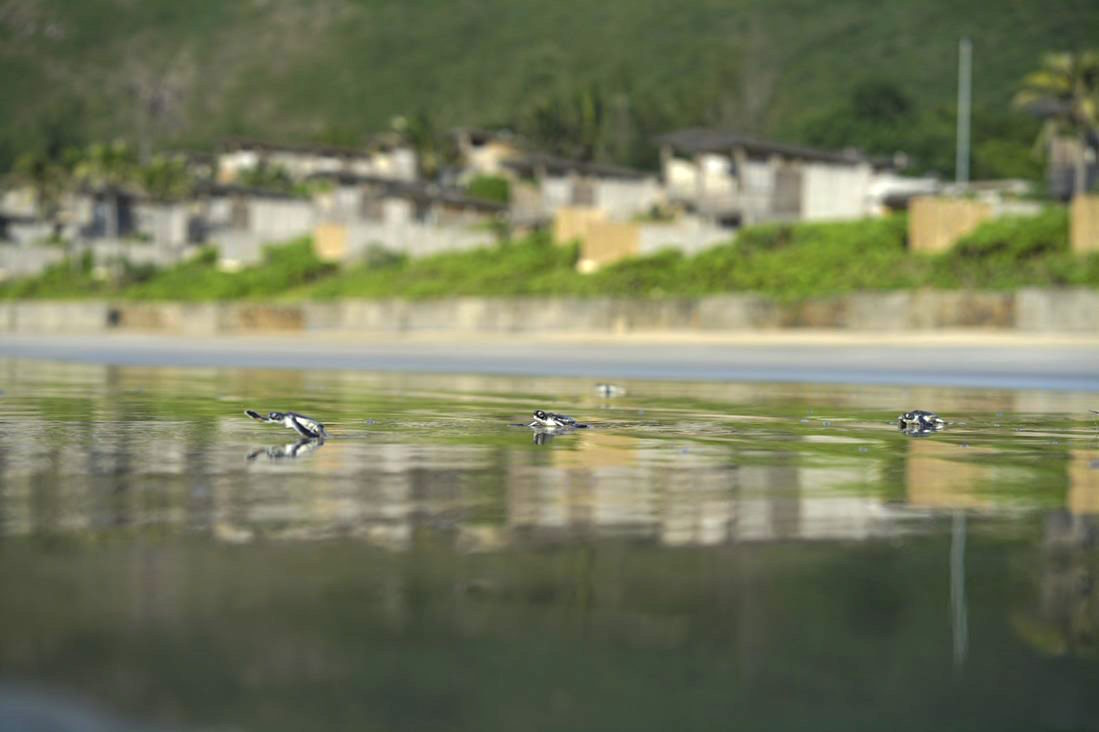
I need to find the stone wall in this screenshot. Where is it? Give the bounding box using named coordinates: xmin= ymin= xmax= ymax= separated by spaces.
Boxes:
xmin=1 ymin=289 xmax=1096 ymax=336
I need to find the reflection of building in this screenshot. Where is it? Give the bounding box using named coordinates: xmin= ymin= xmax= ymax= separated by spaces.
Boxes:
xmin=1068 ymin=450 xmax=1099 ymax=516
xmin=506 ymin=433 xmax=736 ymax=545
xmin=906 ymin=440 xmax=992 ymax=510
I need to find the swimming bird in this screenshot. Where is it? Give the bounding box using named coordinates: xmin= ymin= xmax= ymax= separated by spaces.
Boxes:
xmin=529 ymin=409 xmax=587 ymax=429
xmin=595 ymin=383 xmax=626 ymax=398
xmin=245 ymin=409 xmax=327 ymax=439
xmin=898 ymin=410 xmax=945 ymax=434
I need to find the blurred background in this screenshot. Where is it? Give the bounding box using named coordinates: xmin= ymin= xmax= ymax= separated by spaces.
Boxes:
xmin=0 ymin=0 xmax=1096 ymax=303
xmin=2 ymin=3 xmax=1099 ymax=732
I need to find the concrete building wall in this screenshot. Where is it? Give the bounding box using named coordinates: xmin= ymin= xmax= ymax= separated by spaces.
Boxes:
xmin=698 ymin=154 xmax=735 ymax=196
xmin=664 ymin=157 xmax=699 ymax=198
xmin=637 ymin=218 xmax=733 ymax=256
xmin=0 ymin=187 xmax=37 ymax=218
xmin=739 ymin=158 xmax=777 ymax=224
xmin=0 ymin=245 xmax=65 ymax=279
xmin=541 ymin=177 xmax=573 ymax=212
xmin=594 ymin=178 xmax=664 ymax=219
xmin=216 ymin=230 xmax=266 ymax=269
xmin=4 ymin=220 xmax=55 ymax=246
xmin=248 ymin=198 xmax=315 ymax=241
xmin=134 ymin=203 xmax=191 ymax=247
xmin=341 ymin=221 xmax=495 ymax=261
xmin=801 ymin=162 xmax=873 ymax=221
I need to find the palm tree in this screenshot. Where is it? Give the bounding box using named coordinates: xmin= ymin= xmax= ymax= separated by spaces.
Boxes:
xmin=71 ymin=140 xmax=139 ymax=190
xmin=1014 ymin=51 xmax=1099 ymax=197
xmin=11 ymin=152 xmax=69 ymax=237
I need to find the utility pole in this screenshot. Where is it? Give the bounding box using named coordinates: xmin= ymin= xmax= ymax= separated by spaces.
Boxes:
xmin=955 ymin=37 xmax=972 ymax=185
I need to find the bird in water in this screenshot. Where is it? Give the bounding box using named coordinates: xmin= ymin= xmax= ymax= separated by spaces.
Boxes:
xmin=595 ymin=383 xmax=626 ymax=398
xmin=898 ymin=410 xmax=945 ymax=434
xmin=245 ymin=409 xmax=327 ymax=440
xmin=529 ymin=409 xmax=588 ymax=430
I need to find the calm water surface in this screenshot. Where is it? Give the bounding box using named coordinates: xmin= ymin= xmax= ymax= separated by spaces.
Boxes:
xmin=1 ymin=358 xmax=1098 ymax=731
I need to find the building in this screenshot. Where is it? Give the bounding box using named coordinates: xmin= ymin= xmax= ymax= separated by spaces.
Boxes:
xmin=1047 ymin=134 xmax=1099 ymax=201
xmin=198 ymin=184 xmax=317 ymax=269
xmin=310 ymin=173 xmax=506 ymax=263
xmin=656 ymin=128 xmax=921 ymax=226
xmin=453 ymin=128 xmax=524 ymax=179
xmin=216 ymin=137 xmax=418 ymax=185
xmin=502 ymin=153 xmax=664 ymax=225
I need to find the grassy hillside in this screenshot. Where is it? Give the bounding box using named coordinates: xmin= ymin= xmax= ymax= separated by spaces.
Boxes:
xmin=4 ymin=208 xmax=1097 ymax=302
xmin=2 ymin=0 xmax=1096 ymax=175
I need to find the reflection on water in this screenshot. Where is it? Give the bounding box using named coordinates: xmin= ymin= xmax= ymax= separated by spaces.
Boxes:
xmin=247 ymin=437 xmax=325 ymax=461
xmin=1 ymin=358 xmax=1099 ymax=731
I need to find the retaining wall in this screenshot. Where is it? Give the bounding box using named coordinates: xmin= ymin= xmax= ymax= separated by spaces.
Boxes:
xmin=0 ymin=289 xmax=1096 ymax=335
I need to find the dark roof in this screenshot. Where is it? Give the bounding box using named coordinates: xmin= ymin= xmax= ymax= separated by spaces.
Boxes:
xmin=502 ymin=153 xmax=652 ymax=180
xmin=655 ymin=128 xmax=868 ymax=166
xmin=198 ymin=182 xmax=306 ymax=201
xmin=453 ymin=127 xmax=522 ymax=145
xmin=309 ymin=172 xmax=505 ymax=213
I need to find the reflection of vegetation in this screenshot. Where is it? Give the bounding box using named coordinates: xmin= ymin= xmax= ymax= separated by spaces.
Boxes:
xmin=0 ymin=534 xmax=1093 ymax=731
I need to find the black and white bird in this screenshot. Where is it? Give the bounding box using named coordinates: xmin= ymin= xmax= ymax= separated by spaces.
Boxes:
xmin=245 ymin=409 xmax=327 ymax=440
xmin=529 ymin=409 xmax=587 ymax=430
xmin=898 ymin=410 xmax=945 ymax=434
xmin=595 ymin=383 xmax=626 ymax=398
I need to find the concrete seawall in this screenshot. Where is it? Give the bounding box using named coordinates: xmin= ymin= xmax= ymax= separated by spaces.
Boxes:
xmin=0 ymin=289 xmax=1096 ymax=335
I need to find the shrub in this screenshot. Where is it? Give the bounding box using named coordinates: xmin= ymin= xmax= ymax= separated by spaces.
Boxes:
xmin=465 ymin=175 xmax=511 ymax=204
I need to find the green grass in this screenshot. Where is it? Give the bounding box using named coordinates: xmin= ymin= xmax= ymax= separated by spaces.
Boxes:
xmin=0 ymin=237 xmax=335 ymax=302
xmin=3 ymin=208 xmax=1096 ymax=302
xmin=123 ymin=237 xmax=336 ymax=301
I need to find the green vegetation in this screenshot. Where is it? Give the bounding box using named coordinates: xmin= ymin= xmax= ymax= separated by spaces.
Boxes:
xmin=464 ymin=175 xmax=511 ymax=205
xmin=4 ymin=208 xmax=1095 ymax=302
xmin=1 ymin=1 xmax=1095 ymax=177
xmin=1013 ymin=50 xmax=1099 ymax=194
xmin=123 ymin=238 xmax=336 ymax=301
xmin=0 ymin=238 xmax=335 ymax=301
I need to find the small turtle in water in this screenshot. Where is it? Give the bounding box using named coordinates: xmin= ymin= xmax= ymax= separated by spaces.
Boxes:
xmin=245 ymin=409 xmax=327 ymax=440
xmin=898 ymin=410 xmax=945 ymax=434
xmin=529 ymin=409 xmax=589 ymax=430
